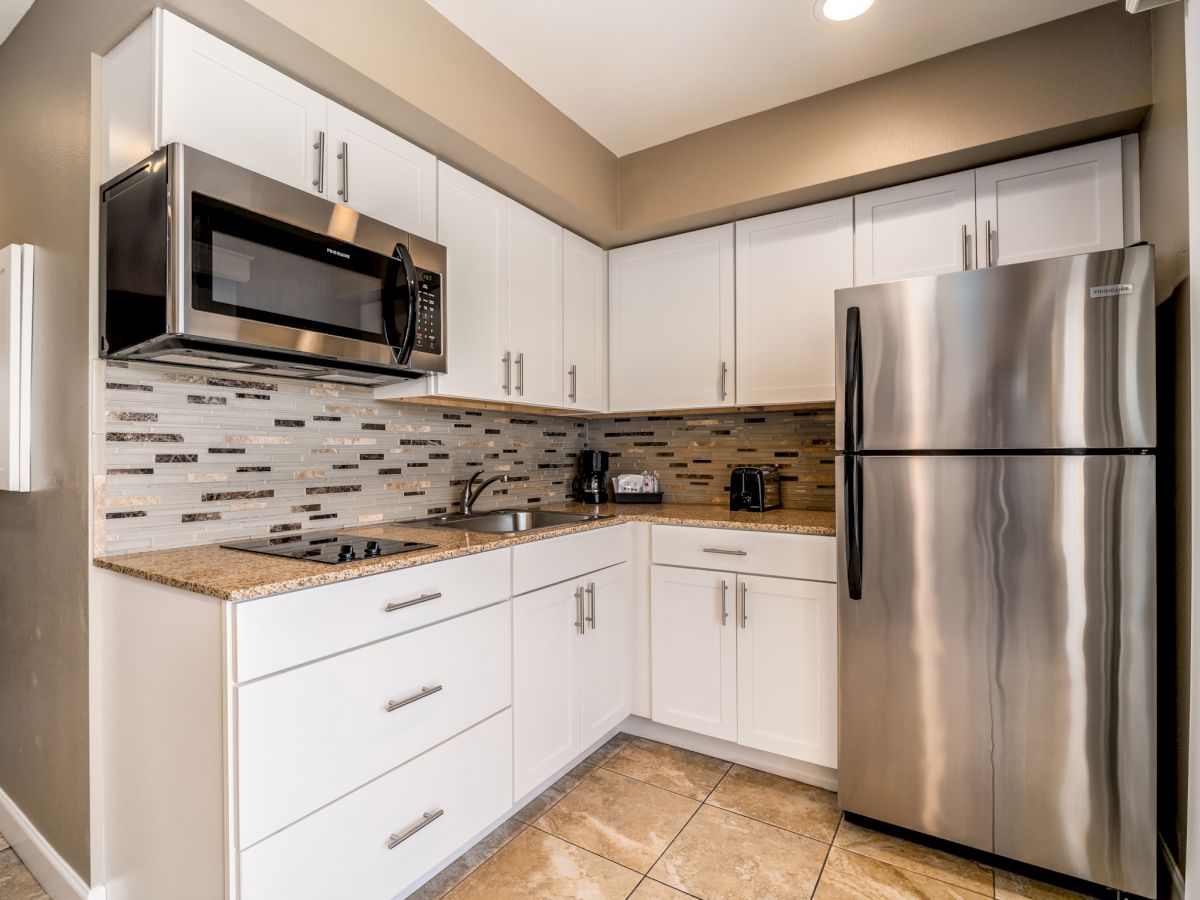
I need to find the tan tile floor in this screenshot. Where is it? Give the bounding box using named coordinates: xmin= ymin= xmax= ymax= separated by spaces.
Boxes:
xmin=412 ymin=734 xmax=1105 ymax=900
xmin=0 ymin=831 xmax=50 ymax=900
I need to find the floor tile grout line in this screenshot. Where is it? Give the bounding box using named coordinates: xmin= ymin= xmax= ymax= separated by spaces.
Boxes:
xmin=525 ymin=819 xmax=647 ymax=879
xmin=700 ymin=792 xmax=842 ymax=846
xmin=834 ymin=841 xmax=996 ymax=897
xmin=808 ymin=813 xmax=843 ymax=898
xmin=427 ymin=822 xmax=530 ymax=900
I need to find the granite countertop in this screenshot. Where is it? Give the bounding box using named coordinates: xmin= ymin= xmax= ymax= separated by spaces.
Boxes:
xmin=93 ymin=502 xmax=835 ymax=602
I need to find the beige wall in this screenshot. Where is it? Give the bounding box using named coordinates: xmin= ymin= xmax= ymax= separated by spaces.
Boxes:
xmin=1140 ymin=0 xmax=1191 ymax=872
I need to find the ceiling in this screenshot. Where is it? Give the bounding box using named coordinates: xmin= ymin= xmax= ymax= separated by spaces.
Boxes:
xmin=0 ymin=0 xmax=32 ymax=47
xmin=427 ymin=0 xmax=1116 ymax=156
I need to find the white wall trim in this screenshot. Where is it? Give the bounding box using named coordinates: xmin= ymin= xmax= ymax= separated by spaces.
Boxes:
xmin=0 ymin=783 xmax=93 ymax=900
xmin=619 ymin=715 xmax=838 ymax=792
xmin=1184 ymin=1 xmax=1200 ymax=898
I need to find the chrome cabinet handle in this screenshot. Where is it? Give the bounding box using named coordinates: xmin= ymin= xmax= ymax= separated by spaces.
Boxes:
xmin=703 ymin=547 xmax=747 ymax=556
xmin=386 ymin=684 xmax=443 ymax=712
xmin=961 ymin=223 xmax=969 ymax=270
xmin=515 ymin=352 xmax=525 ymax=396
xmin=388 ymin=809 xmax=444 ymax=849
xmin=719 ymin=362 xmax=728 ymax=401
xmin=720 ymin=579 xmax=729 ymax=626
xmin=337 ymin=141 xmax=349 ymax=202
xmin=585 ymin=582 xmax=596 ymax=629
xmin=312 ymin=131 xmax=325 ymax=192
xmin=739 ymin=581 xmax=748 ymax=629
xmin=568 ymin=364 xmax=578 ymax=403
xmin=385 ymin=591 xmax=442 ymax=612
xmin=984 ymin=219 xmax=993 ymax=267
xmin=502 ymin=351 xmax=512 ymax=395
xmin=574 ymin=585 xmax=585 ymax=635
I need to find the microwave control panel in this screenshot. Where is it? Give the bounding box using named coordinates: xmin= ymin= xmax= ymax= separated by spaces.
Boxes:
xmin=413 ymin=271 xmax=443 ymax=356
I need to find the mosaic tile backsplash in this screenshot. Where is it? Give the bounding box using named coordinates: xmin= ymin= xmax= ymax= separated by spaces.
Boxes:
xmin=98 ymin=361 xmax=835 ymax=555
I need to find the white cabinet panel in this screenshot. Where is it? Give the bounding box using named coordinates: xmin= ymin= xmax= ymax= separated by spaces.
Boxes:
xmin=508 ymin=204 xmax=564 ymax=406
xmin=650 ymin=566 xmax=737 ymax=741
xmin=650 ymin=525 xmax=836 ymax=583
xmin=735 ymin=199 xmax=853 ymax=404
xmin=513 ymin=580 xmax=582 ymax=797
xmin=609 ymin=225 xmax=735 ymax=411
xmin=326 ymin=104 xmax=437 ymax=240
xmin=0 ymin=245 xmax=32 ymax=493
xmin=239 ymin=711 xmax=512 ymax=900
xmin=236 ymin=601 xmax=511 ymax=848
xmin=159 ymin=11 xmax=326 ymax=193
xmin=854 ymin=171 xmax=976 ymax=285
xmin=580 ymin=564 xmax=630 ymax=747
xmin=563 ymin=231 xmax=607 ymax=412
xmin=975 ymin=138 xmax=1124 ymax=267
xmin=512 ymin=524 xmax=629 ymax=596
xmin=736 ymin=575 xmax=837 ymax=767
xmin=434 ymin=163 xmax=511 ymax=402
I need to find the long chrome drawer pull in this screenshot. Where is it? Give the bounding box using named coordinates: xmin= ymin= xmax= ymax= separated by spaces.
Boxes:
xmin=388 ymin=809 xmax=444 ymax=849
xmin=386 ymin=684 xmax=443 ymax=712
xmin=385 ymin=592 xmax=442 ymax=612
xmin=703 ymin=547 xmax=748 ymax=556
xmin=740 ymin=582 xmax=749 ymax=629
xmin=585 ymin=582 xmax=596 ymax=629
xmin=574 ymin=585 xmax=586 ymax=635
xmin=720 ymin=579 xmax=729 ymax=626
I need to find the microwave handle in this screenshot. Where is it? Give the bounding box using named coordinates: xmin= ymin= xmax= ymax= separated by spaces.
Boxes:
xmin=387 ymin=242 xmax=420 ymax=365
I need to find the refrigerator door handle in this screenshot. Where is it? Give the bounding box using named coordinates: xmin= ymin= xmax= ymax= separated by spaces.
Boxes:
xmin=844 ymin=306 xmax=862 ymax=452
xmin=846 ymin=455 xmax=863 ymax=600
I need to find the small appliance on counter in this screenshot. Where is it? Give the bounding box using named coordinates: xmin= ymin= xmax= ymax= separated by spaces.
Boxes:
xmin=572 ymin=450 xmax=611 ymax=504
xmin=221 ymin=531 xmax=435 ymax=564
xmin=613 ymin=471 xmax=663 ymax=504
xmin=729 ymin=465 xmax=782 ymax=512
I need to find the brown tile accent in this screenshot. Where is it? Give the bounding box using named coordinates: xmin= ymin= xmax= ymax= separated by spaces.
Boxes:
xmin=833 ymin=819 xmax=994 ymax=895
xmin=816 ymin=846 xmax=990 ymax=899
xmin=706 ymin=764 xmax=842 ymax=842
xmin=604 ymin=738 xmax=731 ymax=800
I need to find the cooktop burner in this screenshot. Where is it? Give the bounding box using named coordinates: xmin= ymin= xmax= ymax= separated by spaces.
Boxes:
xmin=221 ymin=532 xmax=436 ymax=564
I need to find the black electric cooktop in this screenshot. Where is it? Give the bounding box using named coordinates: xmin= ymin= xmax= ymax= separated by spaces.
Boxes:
xmin=221 ymin=532 xmax=436 ymax=564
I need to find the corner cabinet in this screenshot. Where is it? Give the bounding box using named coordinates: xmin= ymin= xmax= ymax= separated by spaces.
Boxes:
xmin=734 ymin=199 xmax=853 ymax=405
xmin=562 ymin=232 xmax=608 ymax=412
xmin=101 ymin=10 xmax=437 ymax=239
xmin=608 ymin=225 xmax=735 ymax=412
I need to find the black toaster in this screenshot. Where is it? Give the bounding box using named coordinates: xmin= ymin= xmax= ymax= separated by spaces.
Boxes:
xmin=729 ymin=465 xmax=782 ymax=512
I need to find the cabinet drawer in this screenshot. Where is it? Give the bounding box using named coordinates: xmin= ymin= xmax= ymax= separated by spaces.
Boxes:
xmin=234 ymin=549 xmax=510 ymax=681
xmin=236 ymin=601 xmax=511 ymax=848
xmin=651 ymin=525 xmax=835 ymax=582
xmin=239 ymin=710 xmax=512 ymax=900
xmin=512 ymin=523 xmax=628 ymax=595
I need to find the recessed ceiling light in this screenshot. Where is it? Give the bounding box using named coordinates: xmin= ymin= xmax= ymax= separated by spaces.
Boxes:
xmin=814 ymin=0 xmax=876 ymax=23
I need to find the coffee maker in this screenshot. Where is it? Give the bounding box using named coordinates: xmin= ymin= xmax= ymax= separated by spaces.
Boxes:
xmin=572 ymin=450 xmax=610 ymax=505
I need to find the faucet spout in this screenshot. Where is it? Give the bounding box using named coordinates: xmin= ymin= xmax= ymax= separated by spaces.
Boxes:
xmin=461 ymin=470 xmax=511 ymax=514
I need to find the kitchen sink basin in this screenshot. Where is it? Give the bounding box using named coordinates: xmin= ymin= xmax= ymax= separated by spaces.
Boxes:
xmin=404 ymin=508 xmax=610 ymax=535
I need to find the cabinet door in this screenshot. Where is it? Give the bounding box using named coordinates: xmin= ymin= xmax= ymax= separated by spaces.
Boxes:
xmin=513 ymin=581 xmax=582 ymax=797
xmin=736 ymin=575 xmax=837 ymax=767
xmin=562 ymin=232 xmax=607 ymax=412
xmin=326 ymin=104 xmax=437 ymax=240
xmin=735 ymin=199 xmax=853 ymax=405
xmin=609 ymin=225 xmax=735 ymax=411
xmin=650 ymin=566 xmax=737 ymax=741
xmin=434 ymin=164 xmax=511 ymax=402
xmin=159 ymin=12 xmax=326 ymax=194
xmin=580 ymin=564 xmax=629 ymax=747
xmin=508 ymin=204 xmax=564 ymax=407
xmin=854 ymin=171 xmax=976 ymax=285
xmin=975 ymin=138 xmax=1124 ymax=268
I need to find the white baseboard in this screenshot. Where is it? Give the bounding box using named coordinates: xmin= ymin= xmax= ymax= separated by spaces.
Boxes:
xmin=0 ymin=783 xmax=93 ymax=900
xmin=619 ymin=715 xmax=839 ymax=792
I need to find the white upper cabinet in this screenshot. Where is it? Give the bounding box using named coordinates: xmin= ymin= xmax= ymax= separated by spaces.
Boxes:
xmin=735 ymin=199 xmax=853 ymax=405
xmin=609 ymin=225 xmax=735 ymax=412
xmin=562 ymin=232 xmax=608 ymax=412
xmin=508 ymin=204 xmax=564 ymax=407
xmin=325 ymin=104 xmax=437 ymax=240
xmin=854 ymin=171 xmax=977 ymax=285
xmin=431 ymin=163 xmax=512 ymax=403
xmin=158 ymin=11 xmax=327 ymax=194
xmin=975 ymin=138 xmax=1125 ymax=268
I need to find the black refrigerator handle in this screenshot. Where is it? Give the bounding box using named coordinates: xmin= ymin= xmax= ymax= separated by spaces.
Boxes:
xmin=845 ymin=455 xmax=863 ymax=601
xmin=844 ymin=306 xmax=862 ymax=453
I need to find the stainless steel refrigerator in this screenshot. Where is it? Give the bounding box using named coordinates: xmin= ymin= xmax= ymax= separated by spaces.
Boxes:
xmin=834 ymin=246 xmax=1156 ymax=896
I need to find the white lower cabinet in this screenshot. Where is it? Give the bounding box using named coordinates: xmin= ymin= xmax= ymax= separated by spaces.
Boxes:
xmin=513 ymin=562 xmax=630 ymax=798
xmin=650 ymin=546 xmax=837 ymax=767
xmin=239 ymin=710 xmax=512 ymax=900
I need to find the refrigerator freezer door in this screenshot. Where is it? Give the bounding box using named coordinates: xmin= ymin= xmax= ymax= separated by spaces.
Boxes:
xmin=835 ymin=246 xmax=1155 ymax=452
xmin=837 ymin=454 xmax=1156 ymax=895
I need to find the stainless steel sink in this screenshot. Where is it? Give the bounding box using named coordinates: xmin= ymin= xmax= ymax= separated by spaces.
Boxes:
xmin=403 ymin=507 xmax=609 ymax=535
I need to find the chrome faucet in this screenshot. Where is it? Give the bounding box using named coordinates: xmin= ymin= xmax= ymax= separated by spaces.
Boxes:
xmin=460 ymin=469 xmax=510 ymax=514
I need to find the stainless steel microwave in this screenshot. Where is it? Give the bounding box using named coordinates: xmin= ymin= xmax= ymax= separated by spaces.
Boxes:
xmin=100 ymin=143 xmax=447 ymax=385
